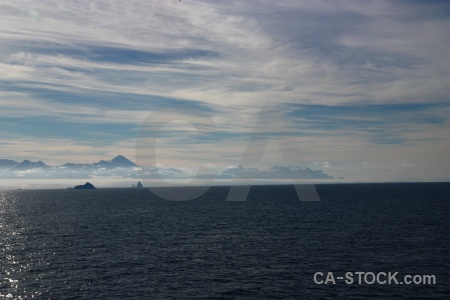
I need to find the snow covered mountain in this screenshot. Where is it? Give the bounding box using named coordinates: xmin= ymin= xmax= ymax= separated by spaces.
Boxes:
xmin=0 ymin=155 xmax=334 ymax=180
xmin=0 ymin=155 xmax=177 ymax=179
xmin=216 ymin=164 xmax=333 ymax=179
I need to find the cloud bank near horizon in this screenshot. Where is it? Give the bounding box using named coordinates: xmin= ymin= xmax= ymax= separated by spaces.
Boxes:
xmin=0 ymin=154 xmax=334 ymax=190
xmin=0 ymin=0 xmax=449 ymax=182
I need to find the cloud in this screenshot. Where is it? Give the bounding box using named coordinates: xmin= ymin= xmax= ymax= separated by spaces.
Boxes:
xmin=2 ymin=1 xmax=449 ymax=110
xmin=0 ymin=136 xmax=138 ymax=166
xmin=2 ymin=2 xmax=449 ymax=96
xmin=400 ymin=160 xmax=414 ymax=167
xmin=0 ymin=0 xmax=449 ymax=182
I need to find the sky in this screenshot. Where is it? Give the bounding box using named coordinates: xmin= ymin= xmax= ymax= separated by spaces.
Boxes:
xmin=1 ymin=0 xmax=449 ymax=182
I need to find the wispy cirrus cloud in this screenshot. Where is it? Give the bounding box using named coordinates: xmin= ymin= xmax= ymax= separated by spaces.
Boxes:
xmin=0 ymin=0 xmax=449 ymax=182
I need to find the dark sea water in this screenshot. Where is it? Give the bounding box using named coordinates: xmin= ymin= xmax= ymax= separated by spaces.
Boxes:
xmin=1 ymin=183 xmax=449 ymax=299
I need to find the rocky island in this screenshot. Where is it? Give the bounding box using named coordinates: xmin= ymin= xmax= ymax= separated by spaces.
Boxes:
xmin=73 ymin=182 xmax=96 ymax=189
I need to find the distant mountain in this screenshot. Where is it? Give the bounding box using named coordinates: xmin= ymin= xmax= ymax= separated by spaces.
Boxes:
xmin=12 ymin=160 xmax=51 ymax=171
xmin=110 ymin=155 xmax=138 ymax=168
xmin=67 ymin=155 xmax=138 ymax=172
xmin=0 ymin=155 xmax=182 ymax=179
xmin=0 ymin=159 xmax=19 ymax=172
xmin=223 ymin=165 xmax=245 ymax=175
xmin=218 ymin=165 xmax=333 ymax=179
xmin=0 ymin=155 xmax=334 ymax=180
xmin=0 ymin=159 xmax=90 ymax=179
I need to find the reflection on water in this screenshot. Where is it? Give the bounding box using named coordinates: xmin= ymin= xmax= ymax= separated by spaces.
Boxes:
xmin=0 ymin=184 xmax=449 ymax=299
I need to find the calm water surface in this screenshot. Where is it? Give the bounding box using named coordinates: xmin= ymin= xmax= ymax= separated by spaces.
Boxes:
xmin=0 ymin=183 xmax=449 ymax=299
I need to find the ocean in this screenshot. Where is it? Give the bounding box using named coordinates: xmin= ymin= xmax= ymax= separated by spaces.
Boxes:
xmin=1 ymin=183 xmax=449 ymax=299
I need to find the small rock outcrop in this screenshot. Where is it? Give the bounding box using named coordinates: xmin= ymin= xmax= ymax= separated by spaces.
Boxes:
xmin=74 ymin=182 xmax=96 ymax=189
